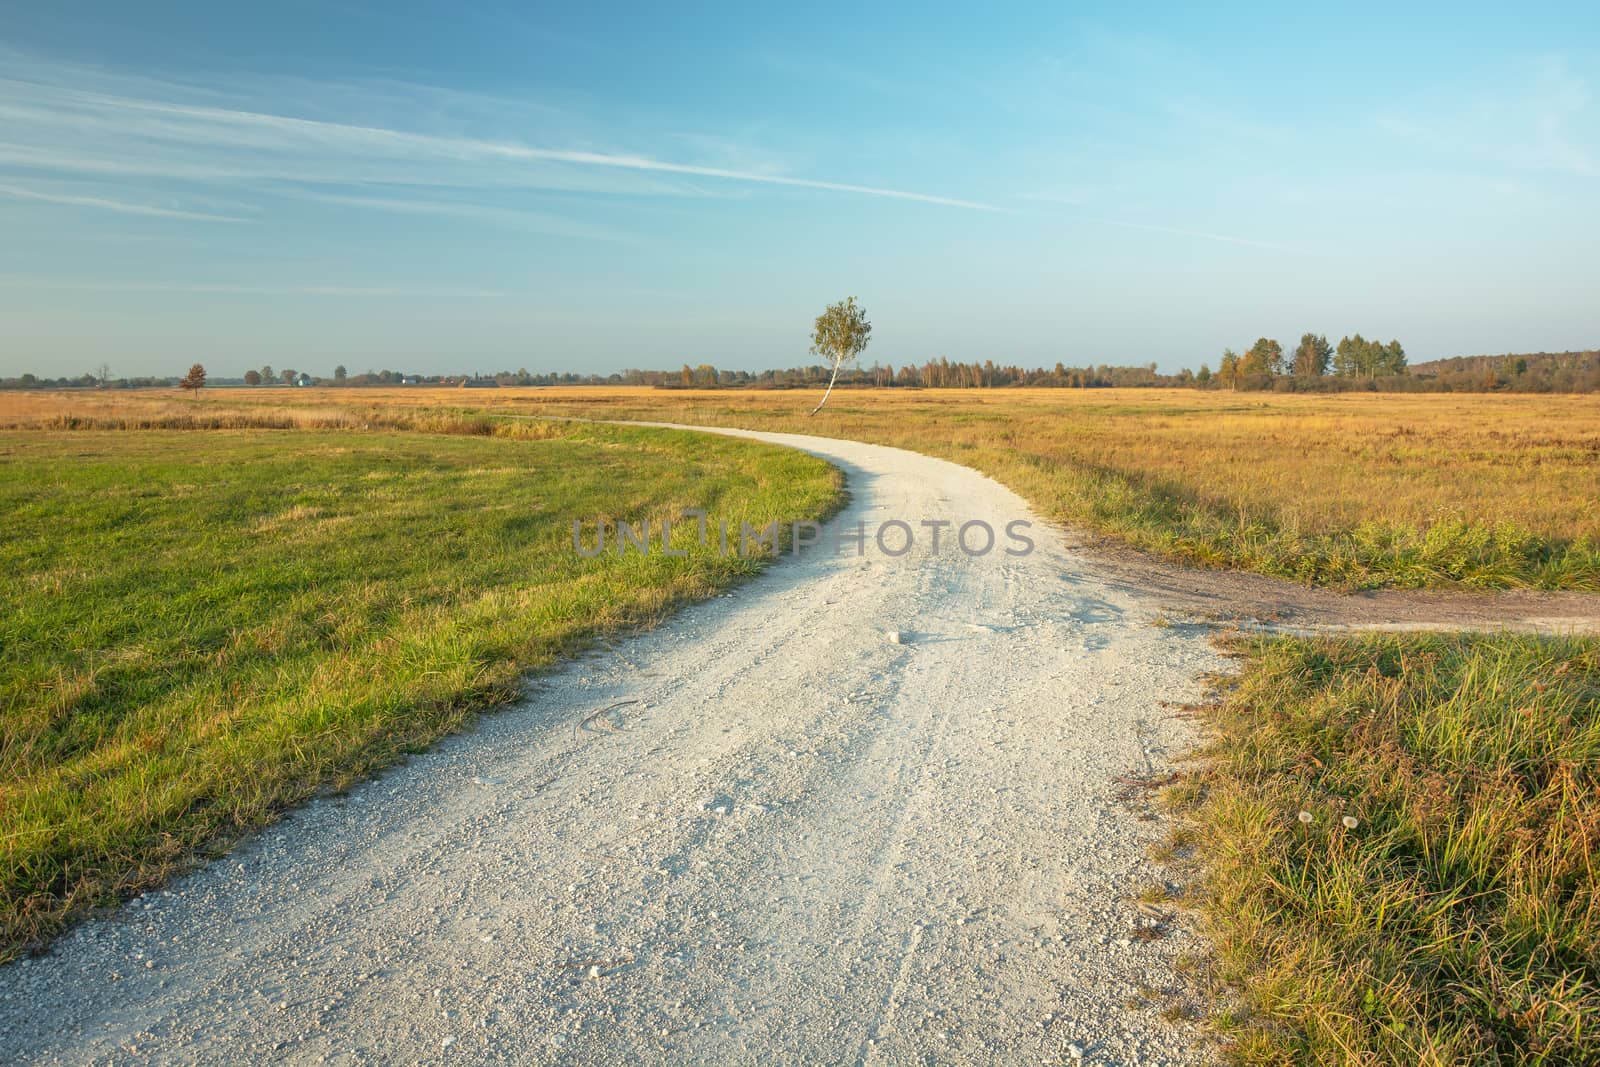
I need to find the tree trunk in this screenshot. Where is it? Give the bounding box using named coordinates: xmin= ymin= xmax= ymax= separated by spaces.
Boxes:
xmin=809 ymin=358 xmax=842 ymax=416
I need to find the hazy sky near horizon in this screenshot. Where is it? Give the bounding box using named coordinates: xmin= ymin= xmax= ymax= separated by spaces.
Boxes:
xmin=2 ymin=2 xmax=1597 ymax=378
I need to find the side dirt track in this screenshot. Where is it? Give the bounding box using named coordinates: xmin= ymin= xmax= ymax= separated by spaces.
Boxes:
xmin=2 ymin=425 xmax=1595 ymax=1066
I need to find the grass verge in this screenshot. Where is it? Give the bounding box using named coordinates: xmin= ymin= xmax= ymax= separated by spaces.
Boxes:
xmin=0 ymin=420 xmax=843 ymax=959
xmin=1172 ymin=633 xmax=1600 ymax=1064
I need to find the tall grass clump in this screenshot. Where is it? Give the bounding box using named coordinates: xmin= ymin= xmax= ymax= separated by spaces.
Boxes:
xmin=1177 ymin=633 xmax=1600 ymax=1064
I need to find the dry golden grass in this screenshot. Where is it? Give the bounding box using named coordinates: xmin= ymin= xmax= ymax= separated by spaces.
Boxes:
xmin=0 ymin=390 xmax=359 ymax=429
xmin=505 ymin=386 xmax=1600 ymax=539
xmin=10 ymin=385 xmax=1599 ymax=587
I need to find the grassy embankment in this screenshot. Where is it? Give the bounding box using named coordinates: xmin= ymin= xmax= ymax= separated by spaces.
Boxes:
xmin=1175 ymin=634 xmax=1600 ymax=1064
xmin=0 ymin=417 xmax=842 ymax=958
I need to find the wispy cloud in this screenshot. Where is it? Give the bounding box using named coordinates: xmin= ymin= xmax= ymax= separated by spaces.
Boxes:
xmin=0 ymin=60 xmax=997 ymax=217
xmin=0 ymin=180 xmax=250 ymax=221
xmin=287 ymin=189 xmax=634 ymax=242
xmin=521 ymin=148 xmax=998 ymax=209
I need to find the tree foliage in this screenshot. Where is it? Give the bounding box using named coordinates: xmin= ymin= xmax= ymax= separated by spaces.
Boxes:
xmin=1335 ymin=335 xmax=1407 ymax=378
xmin=1203 ymin=331 xmax=1406 ymax=388
xmin=808 ymin=296 xmax=872 ymax=414
xmin=179 ymin=363 xmax=207 ymax=393
xmin=1242 ymin=337 xmax=1284 ymax=377
xmin=1219 ymin=349 xmax=1242 ymax=390
xmin=243 ymin=369 xmax=261 ymax=386
xmin=1409 ymin=350 xmax=1600 ymax=393
xmin=1293 ymin=333 xmax=1333 ymax=377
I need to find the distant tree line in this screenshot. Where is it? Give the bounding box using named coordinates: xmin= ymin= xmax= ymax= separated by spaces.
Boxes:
xmin=1406 ymin=350 xmax=1600 ymax=393
xmin=3 ymin=346 xmax=1597 ymax=394
xmin=0 ymin=371 xmax=181 ymax=389
xmin=647 ymin=359 xmax=1171 ymax=389
xmin=1207 ymin=333 xmax=1408 ymax=391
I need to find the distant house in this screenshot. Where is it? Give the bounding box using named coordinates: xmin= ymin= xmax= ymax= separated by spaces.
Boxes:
xmin=462 ymin=378 xmax=500 ymax=388
xmin=401 ymin=375 xmax=422 ymax=385
xmin=295 ymin=373 xmax=314 ymax=387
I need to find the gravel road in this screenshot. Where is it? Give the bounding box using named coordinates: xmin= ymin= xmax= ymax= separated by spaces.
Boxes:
xmin=2 ymin=429 xmax=1236 ymax=1065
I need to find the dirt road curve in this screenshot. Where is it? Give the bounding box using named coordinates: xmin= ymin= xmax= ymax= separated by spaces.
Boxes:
xmin=3 ymin=428 xmax=1591 ymax=1066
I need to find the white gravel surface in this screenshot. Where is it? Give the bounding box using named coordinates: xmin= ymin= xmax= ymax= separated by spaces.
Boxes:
xmin=0 ymin=428 xmax=1227 ymax=1066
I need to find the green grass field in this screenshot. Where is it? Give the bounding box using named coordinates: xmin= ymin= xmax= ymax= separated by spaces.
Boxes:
xmin=1175 ymin=634 xmax=1600 ymax=1064
xmin=0 ymin=420 xmax=842 ymax=958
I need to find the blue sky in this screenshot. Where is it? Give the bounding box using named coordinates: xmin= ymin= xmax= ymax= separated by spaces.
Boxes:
xmin=2 ymin=2 xmax=1597 ymax=378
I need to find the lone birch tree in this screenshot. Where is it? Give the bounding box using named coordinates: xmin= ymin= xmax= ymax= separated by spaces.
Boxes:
xmin=808 ymin=296 xmax=871 ymax=415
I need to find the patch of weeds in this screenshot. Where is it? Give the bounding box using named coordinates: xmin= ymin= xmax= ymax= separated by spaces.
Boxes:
xmin=1171 ymin=632 xmax=1600 ymax=1064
